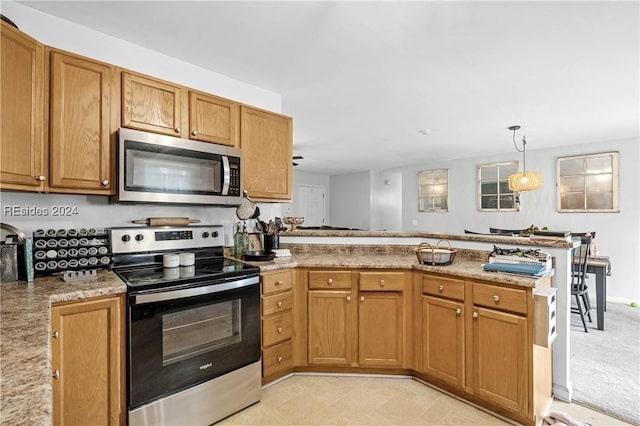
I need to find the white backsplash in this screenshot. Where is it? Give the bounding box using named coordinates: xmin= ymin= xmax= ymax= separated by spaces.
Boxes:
xmin=0 ymin=192 xmax=283 ymax=247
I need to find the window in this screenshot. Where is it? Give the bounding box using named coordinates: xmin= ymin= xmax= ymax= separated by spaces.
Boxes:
xmin=478 ymin=162 xmax=518 ymax=211
xmin=418 ymin=169 xmax=448 ymax=212
xmin=557 ymin=152 xmax=619 ymax=212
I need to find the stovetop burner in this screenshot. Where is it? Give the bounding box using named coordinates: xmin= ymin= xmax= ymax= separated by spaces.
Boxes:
xmin=115 ymin=258 xmax=258 ymax=291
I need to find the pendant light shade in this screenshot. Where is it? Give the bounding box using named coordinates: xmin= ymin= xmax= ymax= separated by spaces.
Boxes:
xmin=507 ymin=125 xmax=542 ymax=192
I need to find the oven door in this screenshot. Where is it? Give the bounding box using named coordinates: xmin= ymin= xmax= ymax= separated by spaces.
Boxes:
xmin=128 ymin=275 xmax=260 ymax=409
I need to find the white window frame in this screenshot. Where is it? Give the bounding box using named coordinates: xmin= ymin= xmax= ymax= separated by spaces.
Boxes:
xmin=418 ymin=169 xmax=449 ymax=212
xmin=477 ymin=161 xmax=519 ymax=212
xmin=557 ymin=151 xmax=619 ymax=213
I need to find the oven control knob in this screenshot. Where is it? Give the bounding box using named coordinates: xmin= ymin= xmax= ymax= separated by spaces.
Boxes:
xmin=202 ymin=232 xmax=209 ymax=238
xmin=212 ymin=231 xmax=219 ymax=238
xmin=121 ymin=235 xmax=131 ymax=243
xmin=135 ymin=234 xmax=144 ymax=242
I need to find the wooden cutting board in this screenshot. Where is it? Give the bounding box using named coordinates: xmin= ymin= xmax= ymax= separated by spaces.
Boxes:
xmin=131 ymin=217 xmax=201 ymax=226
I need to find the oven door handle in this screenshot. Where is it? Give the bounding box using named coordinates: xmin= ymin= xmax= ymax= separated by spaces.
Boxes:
xmin=132 ymin=275 xmax=259 ymax=305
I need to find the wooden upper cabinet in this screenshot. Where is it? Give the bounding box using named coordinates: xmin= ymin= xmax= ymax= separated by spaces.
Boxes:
xmin=240 ymin=105 xmax=293 ymax=201
xmin=189 ymin=91 xmax=238 ymax=146
xmin=121 ymin=72 xmax=183 ymax=137
xmin=0 ymin=22 xmax=46 ymax=191
xmin=49 ymin=50 xmax=116 ymax=193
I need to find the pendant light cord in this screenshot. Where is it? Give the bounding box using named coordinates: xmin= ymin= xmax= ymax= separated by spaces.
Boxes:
xmin=512 ymin=128 xmax=527 ymax=171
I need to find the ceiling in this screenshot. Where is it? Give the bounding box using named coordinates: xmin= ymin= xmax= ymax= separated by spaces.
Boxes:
xmin=16 ymin=1 xmax=640 ymax=175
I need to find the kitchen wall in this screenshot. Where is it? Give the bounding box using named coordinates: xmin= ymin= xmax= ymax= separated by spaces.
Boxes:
xmin=0 ymin=2 xmax=285 ymax=245
xmin=330 ymin=171 xmax=372 ymax=230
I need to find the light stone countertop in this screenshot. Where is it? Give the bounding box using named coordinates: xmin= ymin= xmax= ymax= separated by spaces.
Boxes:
xmin=0 ymin=271 xmax=126 ymax=426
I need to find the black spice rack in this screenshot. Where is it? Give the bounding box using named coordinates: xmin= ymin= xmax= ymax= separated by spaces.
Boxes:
xmin=32 ymin=228 xmax=111 ymax=276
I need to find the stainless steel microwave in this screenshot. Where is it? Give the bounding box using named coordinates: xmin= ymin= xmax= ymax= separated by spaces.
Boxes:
xmin=113 ymin=128 xmax=242 ymax=205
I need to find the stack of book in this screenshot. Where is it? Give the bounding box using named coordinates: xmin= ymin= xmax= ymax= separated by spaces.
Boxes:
xmin=484 ymin=250 xmax=552 ymax=277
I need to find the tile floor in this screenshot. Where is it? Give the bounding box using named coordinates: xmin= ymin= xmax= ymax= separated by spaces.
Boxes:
xmin=217 ymin=375 xmax=633 ymax=425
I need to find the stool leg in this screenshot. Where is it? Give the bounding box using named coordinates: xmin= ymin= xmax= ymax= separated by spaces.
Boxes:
xmin=575 ymin=293 xmax=589 ymax=332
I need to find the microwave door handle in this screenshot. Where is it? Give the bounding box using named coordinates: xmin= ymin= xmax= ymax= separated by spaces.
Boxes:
xmin=221 ymin=156 xmax=231 ymax=196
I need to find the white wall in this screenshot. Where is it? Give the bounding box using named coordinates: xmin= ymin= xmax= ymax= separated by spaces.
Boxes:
xmin=400 ymin=137 xmax=639 ymax=303
xmin=0 ymin=3 xmax=284 ymax=246
xmin=371 ymin=170 xmax=403 ymax=231
xmin=329 ymin=172 xmax=371 ymax=230
xmin=287 ymin=170 xmax=331 ymax=223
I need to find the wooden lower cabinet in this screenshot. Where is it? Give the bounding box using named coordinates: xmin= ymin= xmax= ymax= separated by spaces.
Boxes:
xmin=359 ymin=291 xmax=403 ymax=367
xmin=422 ymin=295 xmax=465 ymax=388
xmin=51 ymin=295 xmax=125 ymax=426
xmin=261 ymin=269 xmax=295 ymax=382
xmin=307 ymin=289 xmax=355 ymax=365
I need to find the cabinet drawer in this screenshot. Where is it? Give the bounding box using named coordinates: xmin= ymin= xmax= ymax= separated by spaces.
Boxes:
xmin=422 ymin=275 xmax=464 ymax=301
xmin=262 ymin=291 xmax=293 ymax=316
xmin=262 ymin=340 xmax=293 ymax=377
xmin=308 ymin=270 xmax=352 ymax=289
xmin=472 ymin=282 xmax=527 ymax=315
xmin=359 ymin=271 xmax=405 ymax=291
xmin=262 ymin=270 xmax=293 ymax=295
xmin=262 ymin=311 xmax=293 ymax=347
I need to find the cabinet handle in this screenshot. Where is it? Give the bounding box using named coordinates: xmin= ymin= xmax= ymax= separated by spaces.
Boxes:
xmin=379 ymin=279 xmax=385 ymax=287
xmin=456 ymin=308 xmax=461 ymax=315
xmin=360 ymin=296 xmax=365 ymax=302
xmin=277 ymin=356 xmax=283 ymax=363
xmin=275 ymin=280 xmax=284 ymax=286
xmin=327 ymin=278 xmax=333 ymax=284
xmin=277 ymin=327 xmax=283 ymax=333
xmin=493 ymin=295 xmax=500 ymax=302
xmin=174 ymin=127 xmax=181 ymax=133
xmin=473 ymin=312 xmax=479 ymax=318
xmin=276 ymin=301 xmax=283 ymax=308
xmin=191 ymin=130 xmax=198 ymax=136
xmin=438 ymin=285 xmax=444 ymax=292
xmin=35 ymin=175 xmax=46 ymax=181
xmin=52 ymin=331 xmax=59 ymax=339
xmin=52 ymin=370 xmax=60 ymax=380
xmin=101 ymin=180 xmax=109 ymax=186
xmin=346 ymin=295 xmax=351 ymax=302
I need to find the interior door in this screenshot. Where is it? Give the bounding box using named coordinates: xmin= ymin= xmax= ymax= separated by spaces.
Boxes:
xmin=298 ymin=185 xmax=325 ymax=226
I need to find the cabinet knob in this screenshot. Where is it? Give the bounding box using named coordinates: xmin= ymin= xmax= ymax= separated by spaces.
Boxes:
xmin=379 ymin=280 xmax=385 ymax=287
xmin=438 ymin=285 xmax=444 ymax=292
xmin=493 ymin=295 xmax=500 ymax=302
xmin=346 ymin=295 xmax=351 ymax=302
xmin=276 ymin=301 xmax=283 ymax=308
xmin=277 ymin=327 xmax=283 ymax=334
xmin=360 ymin=296 xmax=365 ymax=302
xmin=191 ymin=130 xmax=198 ymax=136
xmin=275 ymin=280 xmax=284 ymax=286
xmin=174 ymin=127 xmax=181 ymax=133
xmin=52 ymin=331 xmax=59 ymax=339
xmin=456 ymin=308 xmax=461 ymax=315
xmin=327 ymin=278 xmax=333 ymax=284
xmin=277 ymin=356 xmax=283 ymax=363
xmin=101 ymin=180 xmax=109 ymax=186
xmin=473 ymin=312 xmax=479 ymax=318
xmin=52 ymin=370 xmax=60 ymax=380
xmin=35 ymin=175 xmax=46 ymax=181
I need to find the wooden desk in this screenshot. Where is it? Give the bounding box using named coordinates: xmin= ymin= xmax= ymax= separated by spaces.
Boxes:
xmin=586 ymin=256 xmax=611 ymax=331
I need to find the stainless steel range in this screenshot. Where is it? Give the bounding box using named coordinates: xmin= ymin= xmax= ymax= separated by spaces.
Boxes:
xmin=110 ymin=225 xmax=261 ymax=426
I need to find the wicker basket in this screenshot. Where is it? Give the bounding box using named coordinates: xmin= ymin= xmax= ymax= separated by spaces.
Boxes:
xmin=415 ymin=240 xmax=457 ymax=266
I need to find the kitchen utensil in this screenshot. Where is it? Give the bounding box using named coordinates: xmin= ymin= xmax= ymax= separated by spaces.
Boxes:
xmin=415 ymin=240 xmax=457 ymax=266
xmin=131 ymin=217 xmax=201 ymax=226
xmin=236 ymin=191 xmax=259 ymax=220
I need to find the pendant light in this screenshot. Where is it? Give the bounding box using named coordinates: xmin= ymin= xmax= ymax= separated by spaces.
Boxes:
xmin=507 ymin=125 xmax=542 ymax=192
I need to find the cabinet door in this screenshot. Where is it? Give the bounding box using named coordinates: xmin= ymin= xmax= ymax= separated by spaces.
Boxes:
xmin=308 ymin=290 xmax=354 ymax=365
xmin=189 ymin=91 xmax=238 ymax=146
xmin=122 ymin=72 xmax=183 ymax=137
xmin=422 ymin=296 xmax=464 ymax=388
xmin=0 ymin=22 xmax=45 ymax=191
xmin=51 ymin=295 xmax=124 ymax=426
xmin=240 ymin=106 xmax=292 ymax=201
xmin=49 ymin=51 xmax=114 ymax=193
xmin=471 ymin=306 xmax=528 ymax=414
xmin=359 ymin=292 xmax=403 ymax=367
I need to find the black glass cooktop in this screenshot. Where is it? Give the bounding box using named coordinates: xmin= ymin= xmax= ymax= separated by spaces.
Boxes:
xmin=115 ymin=258 xmax=259 ymax=290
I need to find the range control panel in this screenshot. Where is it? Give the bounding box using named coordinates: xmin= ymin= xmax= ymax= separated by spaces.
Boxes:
xmin=110 ymin=225 xmax=224 ymax=254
